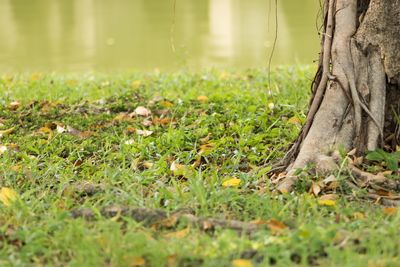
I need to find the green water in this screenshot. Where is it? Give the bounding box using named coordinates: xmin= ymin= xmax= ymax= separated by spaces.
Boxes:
xmin=0 ymin=0 xmax=320 ymax=72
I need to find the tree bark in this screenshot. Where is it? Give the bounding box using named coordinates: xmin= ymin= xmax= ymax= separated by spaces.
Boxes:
xmin=278 ymin=0 xmax=400 ymax=192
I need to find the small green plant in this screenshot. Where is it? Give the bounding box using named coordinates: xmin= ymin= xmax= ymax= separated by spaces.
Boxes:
xmin=366 ymin=149 xmax=400 ymax=171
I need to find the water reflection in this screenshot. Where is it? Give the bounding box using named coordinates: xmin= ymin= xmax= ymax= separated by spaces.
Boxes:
xmin=0 ymin=0 xmax=319 ymax=72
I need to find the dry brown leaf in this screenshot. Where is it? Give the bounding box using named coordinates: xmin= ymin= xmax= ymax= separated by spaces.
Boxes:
xmin=134 ymin=106 xmax=152 ymax=116
xmin=163 ymin=228 xmax=190 ymax=239
xmin=113 ymin=113 xmax=132 ymax=122
xmin=311 ymin=182 xmax=321 ymax=196
xmin=136 ymin=129 xmax=153 ymax=137
xmin=153 ymin=118 xmax=173 ymax=125
xmin=142 ymin=162 xmax=154 ymax=169
xmin=199 ymin=133 xmax=211 ymax=144
xmin=251 ymin=219 xmax=288 ymax=232
xmin=141 ymin=119 xmax=153 ymax=126
xmin=167 ymin=255 xmax=177 ymax=267
xmin=131 ymin=256 xmax=146 ymax=266
xmin=383 ymin=207 xmax=397 ymax=215
xmin=199 ymin=143 xmax=216 ymax=155
xmin=8 ymin=101 xmax=20 ymax=110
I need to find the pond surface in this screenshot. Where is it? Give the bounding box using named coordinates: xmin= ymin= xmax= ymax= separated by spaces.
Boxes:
xmin=0 ymin=0 xmax=321 ymax=72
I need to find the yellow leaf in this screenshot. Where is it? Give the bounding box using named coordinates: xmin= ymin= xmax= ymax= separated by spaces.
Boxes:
xmin=222 ymin=178 xmax=241 ymax=187
xmin=142 ymin=161 xmax=154 ymax=169
xmin=232 ymin=259 xmax=253 ymax=267
xmin=160 ymin=100 xmax=174 ymax=108
xmin=131 ymin=256 xmax=146 ymax=266
xmin=219 ymin=71 xmax=229 ymax=80
xmin=163 ymin=228 xmax=190 ymax=239
xmin=318 ymin=199 xmax=336 ymax=206
xmin=0 ymin=187 xmax=19 ymax=206
xmin=353 ymin=212 xmax=365 ymax=220
xmin=0 ymin=127 xmax=15 ymax=137
xmin=131 ymin=80 xmax=142 ymax=89
xmin=197 ymin=95 xmax=209 ymax=102
xmin=383 ymin=207 xmax=397 ymax=215
xmin=30 ymin=73 xmax=41 ymax=81
xmin=170 ymin=161 xmax=195 ymax=178
xmin=268 ymin=103 xmax=275 ymax=110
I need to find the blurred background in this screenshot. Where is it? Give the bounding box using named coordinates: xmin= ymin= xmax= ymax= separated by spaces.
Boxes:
xmin=0 ymin=0 xmax=320 ymax=72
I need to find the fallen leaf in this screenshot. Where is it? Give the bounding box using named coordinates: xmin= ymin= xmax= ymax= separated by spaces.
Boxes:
xmin=113 ymin=113 xmax=132 ymax=122
xmin=222 ymin=178 xmax=241 ymax=187
xmin=141 ymin=119 xmax=153 ymax=126
xmin=160 ymin=100 xmax=174 ymax=108
xmin=167 ymin=255 xmax=177 ymax=267
xmin=383 ymin=207 xmax=397 ymax=215
xmin=56 ymin=124 xmax=66 ymax=133
xmin=252 ymin=219 xmax=288 ymax=232
xmin=170 ymin=161 xmax=194 ymax=178
xmin=8 ymin=101 xmax=20 ymax=110
xmin=0 ymin=187 xmax=19 ymax=206
xmin=153 ymin=118 xmax=173 ymax=125
xmin=131 ymin=80 xmax=142 ymax=89
xmin=198 ymin=143 xmax=216 ymax=155
xmin=136 ymin=129 xmax=153 ymax=137
xmin=0 ymin=127 xmax=15 ymax=137
xmin=131 ymin=256 xmax=146 ymax=266
xmin=197 ymin=95 xmax=209 ymax=102
xmin=318 ymin=199 xmax=336 ymax=206
xmin=142 ymin=162 xmax=154 ymax=169
xmin=0 ymin=145 xmax=7 ymax=155
xmin=163 ymin=228 xmax=190 ymax=239
xmin=125 ymin=139 xmax=135 ymax=145
xmin=311 ymin=182 xmax=321 ymax=196
xmin=30 ymin=73 xmax=41 ymax=81
xmin=134 ymin=106 xmax=152 ymax=116
xmin=232 ymin=259 xmax=253 ymax=267
xmin=288 ymin=116 xmax=302 ymax=125
xmin=353 ymin=212 xmax=365 ymax=220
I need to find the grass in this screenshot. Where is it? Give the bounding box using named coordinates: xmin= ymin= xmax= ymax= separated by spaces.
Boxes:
xmin=0 ymin=67 xmax=399 ymax=266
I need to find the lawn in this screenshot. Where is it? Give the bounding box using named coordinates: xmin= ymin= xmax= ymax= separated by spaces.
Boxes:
xmin=0 ymin=67 xmax=399 ymax=266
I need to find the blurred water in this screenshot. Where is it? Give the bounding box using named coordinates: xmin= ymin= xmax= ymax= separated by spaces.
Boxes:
xmin=0 ymin=0 xmax=320 ymax=72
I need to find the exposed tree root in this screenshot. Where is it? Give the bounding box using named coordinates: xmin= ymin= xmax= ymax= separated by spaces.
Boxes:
xmin=71 ymin=205 xmax=265 ymax=233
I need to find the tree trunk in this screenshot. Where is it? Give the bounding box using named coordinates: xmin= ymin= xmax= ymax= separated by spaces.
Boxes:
xmin=278 ymin=0 xmax=400 ymax=192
